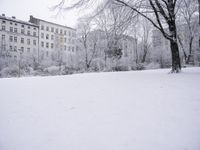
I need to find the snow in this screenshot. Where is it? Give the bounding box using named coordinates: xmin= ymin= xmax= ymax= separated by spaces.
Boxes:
xmin=0 ymin=67 xmax=200 ymax=150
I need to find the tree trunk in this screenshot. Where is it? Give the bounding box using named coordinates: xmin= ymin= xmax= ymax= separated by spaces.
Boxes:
xmin=104 ymin=50 xmax=107 ymax=68
xmin=170 ymin=40 xmax=181 ymax=73
xmin=141 ymin=47 xmax=148 ymax=63
xmin=177 ymin=36 xmax=187 ymax=63
xmin=168 ymin=13 xmax=181 ymax=73
xmin=186 ymin=37 xmax=194 ymax=64
xmin=199 ymin=0 xmax=200 ymax=51
xmin=135 ymin=40 xmax=138 ymax=64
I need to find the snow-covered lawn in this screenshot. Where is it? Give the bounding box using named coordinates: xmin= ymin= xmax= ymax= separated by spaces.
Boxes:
xmin=0 ymin=67 xmax=200 ymax=150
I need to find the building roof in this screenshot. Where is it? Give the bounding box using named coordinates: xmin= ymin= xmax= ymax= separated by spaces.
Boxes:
xmin=0 ymin=14 xmax=39 ymax=27
xmin=29 ymin=16 xmax=76 ymax=31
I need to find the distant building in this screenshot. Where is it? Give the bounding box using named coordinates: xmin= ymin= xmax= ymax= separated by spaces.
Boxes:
xmin=152 ymin=17 xmax=200 ymax=66
xmin=29 ymin=16 xmax=77 ymax=65
xmin=0 ymin=14 xmax=39 ymax=66
xmin=0 ymin=14 xmax=77 ymax=68
xmin=120 ymin=34 xmax=137 ymax=60
xmin=77 ymin=29 xmax=137 ymax=65
xmin=152 ymin=29 xmax=171 ymax=67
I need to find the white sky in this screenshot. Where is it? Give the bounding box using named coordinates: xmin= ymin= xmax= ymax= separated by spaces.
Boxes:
xmin=0 ymin=0 xmax=80 ymax=28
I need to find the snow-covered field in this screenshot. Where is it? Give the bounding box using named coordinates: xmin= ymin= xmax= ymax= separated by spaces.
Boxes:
xmin=0 ymin=67 xmax=200 ymax=150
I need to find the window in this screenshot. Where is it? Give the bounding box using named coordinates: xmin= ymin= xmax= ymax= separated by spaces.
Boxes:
xmin=69 ymin=31 xmax=71 ymax=36
xmin=72 ymin=47 xmax=74 ymax=52
xmin=51 ymin=27 xmax=54 ymax=32
xmin=21 ymin=47 xmax=24 ymax=52
xmin=60 ymin=29 xmax=63 ymax=34
xmin=2 ymin=45 xmax=6 ymax=51
xmin=2 ymin=20 xmax=6 ymax=24
xmin=27 ymin=31 xmax=30 ymax=35
xmin=64 ymin=30 xmax=66 ymax=35
xmin=2 ymin=35 xmax=5 ymax=40
xmin=10 ymin=22 xmax=13 ymax=25
xmin=21 ymin=29 xmax=25 ymax=34
xmin=72 ymin=32 xmax=76 ymax=37
xmin=21 ymin=38 xmax=24 ymax=44
xmin=21 ymin=25 xmax=24 ymax=28
xmin=46 ymin=42 xmax=49 ymax=48
xmin=27 ymin=39 xmax=30 ymax=45
xmin=2 ymin=25 xmax=6 ymax=30
xmin=33 ymin=27 xmax=36 ymax=30
xmin=14 ymin=28 xmax=17 ymax=33
xmin=10 ymin=27 xmax=13 ymax=32
xmin=60 ymin=37 xmax=63 ymax=42
xmin=41 ymin=42 xmax=44 ymax=47
xmin=46 ymin=51 xmax=49 ymax=57
xmin=41 ymin=25 xmax=44 ymax=30
xmin=15 ymin=23 xmax=17 ymax=26
xmin=28 ymin=26 xmax=30 ymax=29
xmin=46 ymin=26 xmax=49 ymax=31
xmin=51 ymin=35 xmax=54 ymax=40
xmin=41 ymin=33 xmax=44 ymax=38
xmin=51 ymin=43 xmax=54 ymax=49
xmin=10 ymin=46 xmax=13 ymax=51
xmin=64 ymin=38 xmax=67 ymax=43
xmin=14 ymin=37 xmax=17 ymax=42
xmin=33 ymin=40 xmax=36 ymax=45
xmin=56 ymin=28 xmax=58 ymax=33
xmin=9 ymin=36 xmax=13 ymax=42
xmin=124 ymin=48 xmax=128 ymax=57
xmin=14 ymin=46 xmax=17 ymax=52
xmin=64 ymin=45 xmax=66 ymax=50
xmin=46 ymin=34 xmax=49 ymax=40
xmin=33 ymin=32 xmax=36 ymax=36
xmin=27 ymin=48 xmax=30 ymax=53
xmin=68 ymin=46 xmax=71 ymax=51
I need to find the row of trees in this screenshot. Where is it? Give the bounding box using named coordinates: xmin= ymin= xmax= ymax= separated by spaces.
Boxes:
xmin=54 ymin=0 xmax=200 ymax=73
xmin=1 ymin=0 xmax=199 ymax=77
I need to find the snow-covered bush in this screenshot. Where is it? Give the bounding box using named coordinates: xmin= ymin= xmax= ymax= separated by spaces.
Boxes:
xmin=44 ymin=66 xmax=60 ymax=75
xmin=136 ymin=63 xmax=145 ymax=70
xmin=111 ymin=66 xmax=130 ymax=71
xmin=0 ymin=66 xmax=19 ymax=78
xmin=61 ymin=66 xmax=76 ymax=75
xmin=145 ymin=62 xmax=161 ymax=70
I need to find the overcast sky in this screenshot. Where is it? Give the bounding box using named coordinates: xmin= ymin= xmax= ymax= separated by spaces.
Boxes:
xmin=0 ymin=0 xmax=80 ymax=28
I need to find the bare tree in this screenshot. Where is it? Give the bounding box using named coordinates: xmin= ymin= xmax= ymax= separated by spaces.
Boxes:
xmin=138 ymin=17 xmax=152 ymax=63
xmin=178 ymin=0 xmax=198 ymax=64
xmin=198 ymin=0 xmax=200 ymax=50
xmin=94 ymin=4 xmax=138 ymax=68
xmin=114 ymin=0 xmax=182 ymax=72
xmin=93 ymin=10 xmax=110 ymax=67
xmin=76 ymin=19 xmax=98 ymax=70
xmin=54 ymin=0 xmax=182 ymax=72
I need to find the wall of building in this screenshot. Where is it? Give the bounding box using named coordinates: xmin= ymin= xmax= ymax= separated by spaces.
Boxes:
xmin=0 ymin=14 xmax=39 ymax=66
xmin=29 ymin=16 xmax=77 ymax=66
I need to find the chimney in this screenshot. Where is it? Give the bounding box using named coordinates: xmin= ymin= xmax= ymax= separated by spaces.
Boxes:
xmin=2 ymin=14 xmax=5 ymax=17
xmin=12 ymin=16 xmax=16 ymax=19
xmin=29 ymin=15 xmax=38 ymax=24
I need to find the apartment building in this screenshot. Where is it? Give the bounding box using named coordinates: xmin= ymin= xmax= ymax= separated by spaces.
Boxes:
xmin=0 ymin=14 xmax=39 ymax=65
xmin=77 ymin=29 xmax=137 ymax=59
xmin=29 ymin=16 xmax=76 ymax=65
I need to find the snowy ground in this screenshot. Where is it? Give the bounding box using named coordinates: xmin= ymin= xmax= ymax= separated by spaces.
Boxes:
xmin=0 ymin=67 xmax=200 ymax=150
